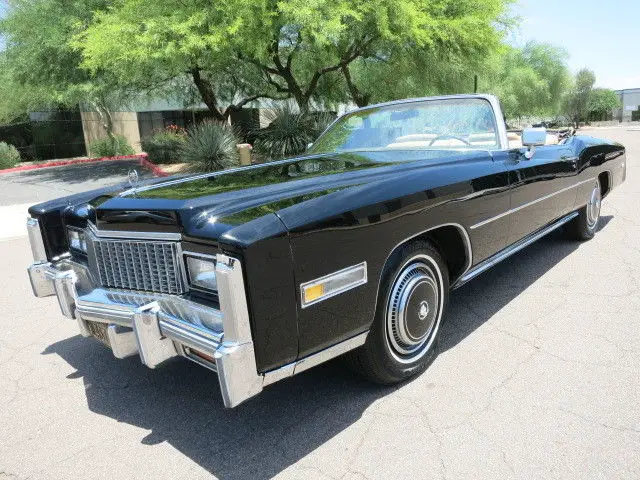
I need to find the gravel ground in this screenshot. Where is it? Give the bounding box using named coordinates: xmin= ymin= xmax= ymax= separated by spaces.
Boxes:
xmin=0 ymin=127 xmax=638 ymax=479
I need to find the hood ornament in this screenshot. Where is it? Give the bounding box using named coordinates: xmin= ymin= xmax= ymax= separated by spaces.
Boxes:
xmin=128 ymin=168 xmax=139 ymax=188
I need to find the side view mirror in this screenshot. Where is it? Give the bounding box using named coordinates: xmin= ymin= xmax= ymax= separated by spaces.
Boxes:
xmin=521 ymin=127 xmax=546 ymax=159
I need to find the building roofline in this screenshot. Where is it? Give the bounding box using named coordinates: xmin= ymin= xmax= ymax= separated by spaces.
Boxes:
xmin=615 ymin=88 xmax=640 ymax=94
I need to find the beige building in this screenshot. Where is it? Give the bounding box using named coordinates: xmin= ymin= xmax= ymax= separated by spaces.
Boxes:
xmin=80 ymin=111 xmax=143 ymax=153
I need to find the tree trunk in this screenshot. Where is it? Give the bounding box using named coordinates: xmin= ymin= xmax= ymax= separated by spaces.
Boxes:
xmin=190 ymin=68 xmax=226 ymax=122
xmin=276 ymin=64 xmax=308 ymax=112
xmin=341 ymin=64 xmax=370 ymax=107
xmin=90 ymin=99 xmax=115 ymax=140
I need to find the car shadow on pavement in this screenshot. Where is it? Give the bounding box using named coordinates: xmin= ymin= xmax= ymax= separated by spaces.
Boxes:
xmin=440 ymin=215 xmax=613 ymax=353
xmin=43 ymin=337 xmax=387 ymax=479
xmin=41 ymin=216 xmax=613 ymax=479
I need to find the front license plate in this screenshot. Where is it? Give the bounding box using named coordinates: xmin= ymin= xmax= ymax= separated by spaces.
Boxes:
xmin=85 ymin=320 xmax=111 ymax=348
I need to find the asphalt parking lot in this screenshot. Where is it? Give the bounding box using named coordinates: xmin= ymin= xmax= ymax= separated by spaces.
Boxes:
xmin=1 ymin=129 xmax=639 ymax=479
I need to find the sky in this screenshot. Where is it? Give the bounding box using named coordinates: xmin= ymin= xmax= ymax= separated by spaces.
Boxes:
xmin=512 ymin=0 xmax=640 ymax=90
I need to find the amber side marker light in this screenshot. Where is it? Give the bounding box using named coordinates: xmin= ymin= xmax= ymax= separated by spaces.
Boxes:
xmin=300 ymin=262 xmax=367 ymax=308
xmin=188 ymin=348 xmax=215 ymax=364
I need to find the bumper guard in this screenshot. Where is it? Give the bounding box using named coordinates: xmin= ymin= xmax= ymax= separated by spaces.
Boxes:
xmin=27 ymin=253 xmax=263 ymax=408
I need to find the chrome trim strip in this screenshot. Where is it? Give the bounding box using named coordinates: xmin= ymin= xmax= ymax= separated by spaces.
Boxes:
xmin=183 ymin=251 xmax=218 ymax=261
xmin=453 ymin=211 xmax=579 ymax=289
xmin=159 ymin=312 xmax=223 ymax=344
xmin=158 ymin=314 xmax=221 ymax=357
xmin=263 ymin=331 xmax=368 ymax=387
xmin=300 ymin=262 xmax=368 ymax=308
xmin=76 ymin=303 xmax=133 ymax=326
xmin=470 ymin=178 xmax=596 ymax=230
xmin=26 ymin=217 xmax=47 ymax=262
xmin=87 ymin=222 xmax=181 ymax=241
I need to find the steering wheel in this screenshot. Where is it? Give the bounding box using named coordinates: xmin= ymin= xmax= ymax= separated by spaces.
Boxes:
xmin=428 ymin=134 xmax=471 ymax=147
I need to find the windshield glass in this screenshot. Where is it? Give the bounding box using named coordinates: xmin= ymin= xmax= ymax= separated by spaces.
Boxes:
xmin=310 ymin=98 xmax=500 ymax=154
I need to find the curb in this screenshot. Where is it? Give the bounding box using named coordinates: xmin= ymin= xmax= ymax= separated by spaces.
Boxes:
xmin=138 ymin=156 xmax=169 ymax=177
xmin=0 ymin=153 xmax=168 ymax=177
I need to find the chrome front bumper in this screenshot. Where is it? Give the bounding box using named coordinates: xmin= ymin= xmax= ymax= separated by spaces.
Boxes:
xmin=27 ymin=254 xmax=264 ymax=408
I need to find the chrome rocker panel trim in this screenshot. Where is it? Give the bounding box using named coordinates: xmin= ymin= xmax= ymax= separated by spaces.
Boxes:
xmin=452 ymin=211 xmax=579 ymax=289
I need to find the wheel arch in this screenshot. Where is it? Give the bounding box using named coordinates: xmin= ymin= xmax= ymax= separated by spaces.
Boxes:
xmin=375 ymin=223 xmax=472 ymax=299
xmin=598 ymin=171 xmax=611 ymax=198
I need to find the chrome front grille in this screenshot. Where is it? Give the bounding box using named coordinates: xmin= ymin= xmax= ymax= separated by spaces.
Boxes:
xmin=89 ymin=238 xmax=186 ymax=295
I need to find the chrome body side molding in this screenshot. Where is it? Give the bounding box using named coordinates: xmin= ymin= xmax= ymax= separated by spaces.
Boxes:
xmin=470 ymin=178 xmax=595 ymax=230
xmin=453 ymin=211 xmax=579 ymax=289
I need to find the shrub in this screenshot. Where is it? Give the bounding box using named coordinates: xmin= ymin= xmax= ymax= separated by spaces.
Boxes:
xmin=253 ymin=106 xmax=334 ymax=161
xmin=0 ymin=142 xmax=21 ymax=169
xmin=88 ymin=135 xmax=135 ymax=158
xmin=180 ymin=121 xmax=239 ymax=172
xmin=141 ymin=127 xmax=187 ymax=164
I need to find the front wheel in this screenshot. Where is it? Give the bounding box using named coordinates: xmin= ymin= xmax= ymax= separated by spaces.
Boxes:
xmin=347 ymin=240 xmax=449 ymax=384
xmin=566 ymin=178 xmax=601 ymax=241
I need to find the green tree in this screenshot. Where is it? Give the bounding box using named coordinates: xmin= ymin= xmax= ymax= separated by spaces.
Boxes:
xmin=75 ymin=0 xmax=512 ymax=114
xmin=565 ymin=68 xmax=596 ymax=126
xmin=73 ymin=0 xmax=284 ymax=122
xmin=2 ymin=0 xmax=513 ymax=124
xmin=235 ymin=0 xmax=512 ymax=110
xmin=0 ymin=0 xmax=135 ymax=140
xmin=587 ymin=88 xmax=620 ymax=121
xmin=483 ymin=42 xmax=570 ymax=119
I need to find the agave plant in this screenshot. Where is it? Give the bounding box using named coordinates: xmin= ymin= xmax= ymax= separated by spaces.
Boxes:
xmin=180 ymin=121 xmax=240 ymax=172
xmin=253 ymin=105 xmax=334 ymax=161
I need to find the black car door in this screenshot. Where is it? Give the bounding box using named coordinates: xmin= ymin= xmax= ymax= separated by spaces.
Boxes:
xmin=506 ymin=143 xmax=579 ymax=244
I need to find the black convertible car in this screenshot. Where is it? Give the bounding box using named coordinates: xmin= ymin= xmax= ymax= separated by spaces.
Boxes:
xmin=27 ymin=94 xmax=626 ymax=407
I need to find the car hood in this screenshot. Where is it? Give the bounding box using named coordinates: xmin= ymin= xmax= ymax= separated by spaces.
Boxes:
xmin=65 ymin=149 xmax=490 ymax=247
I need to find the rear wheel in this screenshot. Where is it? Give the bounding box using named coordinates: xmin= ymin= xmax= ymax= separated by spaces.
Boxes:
xmin=347 ymin=240 xmax=448 ymax=384
xmin=566 ymin=178 xmax=601 ymax=241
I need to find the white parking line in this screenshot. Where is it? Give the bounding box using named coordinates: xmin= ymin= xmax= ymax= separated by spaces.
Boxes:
xmin=0 ymin=204 xmax=34 ymax=240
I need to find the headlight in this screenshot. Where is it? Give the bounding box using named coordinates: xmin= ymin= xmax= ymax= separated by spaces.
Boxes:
xmin=186 ymin=255 xmax=217 ymax=292
xmin=67 ymin=227 xmax=87 ymax=254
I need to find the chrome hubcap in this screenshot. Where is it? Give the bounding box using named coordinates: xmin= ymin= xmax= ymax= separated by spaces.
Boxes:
xmin=587 ymin=183 xmax=601 ymax=228
xmin=386 ymin=257 xmax=441 ymax=362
